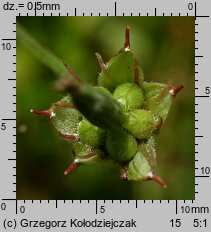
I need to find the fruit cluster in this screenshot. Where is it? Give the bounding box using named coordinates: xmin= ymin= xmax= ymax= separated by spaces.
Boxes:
xmin=31 ymin=27 xmax=183 ymax=187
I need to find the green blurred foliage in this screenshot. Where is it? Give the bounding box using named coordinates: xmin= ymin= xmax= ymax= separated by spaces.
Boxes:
xmin=17 ymin=17 xmax=194 ymax=199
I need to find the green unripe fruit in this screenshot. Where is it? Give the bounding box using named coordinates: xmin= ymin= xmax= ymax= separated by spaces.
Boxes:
xmin=79 ymin=119 xmax=106 ymax=147
xmin=106 ymin=130 xmax=137 ymax=162
xmin=124 ymin=109 xmax=155 ymax=139
xmin=113 ymin=83 xmax=144 ymax=111
xmin=126 ymin=150 xmax=152 ymax=181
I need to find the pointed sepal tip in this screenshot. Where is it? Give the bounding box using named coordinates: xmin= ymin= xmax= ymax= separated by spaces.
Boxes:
xmin=64 ymin=161 xmax=80 ymax=175
xmin=149 ymin=172 xmax=167 ymax=188
xmin=169 ymin=84 xmax=184 ymax=96
xmin=124 ymin=26 xmax=130 ymax=50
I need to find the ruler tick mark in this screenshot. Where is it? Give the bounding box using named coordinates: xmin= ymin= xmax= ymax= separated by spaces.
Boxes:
xmin=196 ymin=95 xmax=209 ymax=98
xmin=2 ymin=118 xmax=16 ymax=121
xmin=196 ymin=15 xmax=209 ymax=18
xmin=95 ymin=200 xmax=98 ymax=214
xmin=194 ymin=2 xmax=197 ymax=20
xmin=2 ymin=39 xmax=16 ymax=41
xmin=195 ymin=175 xmax=209 ymax=178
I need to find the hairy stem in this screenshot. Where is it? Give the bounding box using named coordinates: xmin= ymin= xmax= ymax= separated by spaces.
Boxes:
xmin=17 ymin=22 xmax=67 ymax=76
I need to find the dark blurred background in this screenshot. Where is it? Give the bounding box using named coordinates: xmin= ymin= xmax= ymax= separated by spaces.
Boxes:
xmin=17 ymin=17 xmax=195 ymax=199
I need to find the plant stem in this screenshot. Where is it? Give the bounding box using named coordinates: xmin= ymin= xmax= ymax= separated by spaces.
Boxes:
xmin=17 ymin=22 xmax=67 ymax=76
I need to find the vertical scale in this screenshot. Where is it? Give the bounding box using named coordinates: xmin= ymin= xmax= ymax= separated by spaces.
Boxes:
xmin=193 ymin=1 xmax=211 ymax=201
xmin=0 ymin=7 xmax=16 ymax=197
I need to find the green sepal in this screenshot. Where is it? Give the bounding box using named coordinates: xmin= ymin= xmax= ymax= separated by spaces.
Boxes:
xmin=134 ymin=60 xmax=145 ymax=85
xmin=126 ymin=138 xmax=166 ymax=187
xmin=143 ymin=82 xmax=173 ymax=122
xmin=57 ymin=95 xmax=72 ymax=104
xmin=73 ymin=143 xmax=105 ymax=165
xmin=98 ymin=50 xmax=139 ymax=91
xmin=126 ymin=149 xmax=152 ymax=181
xmin=139 ymin=136 xmax=157 ymax=168
xmin=51 ymin=96 xmax=82 ymax=136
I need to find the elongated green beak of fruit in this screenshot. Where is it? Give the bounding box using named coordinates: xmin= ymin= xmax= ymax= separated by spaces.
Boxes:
xmin=31 ymin=26 xmax=183 ymax=188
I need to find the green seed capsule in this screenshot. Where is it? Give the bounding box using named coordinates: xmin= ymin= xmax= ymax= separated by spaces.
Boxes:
xmin=124 ymin=109 xmax=155 ymax=139
xmin=106 ymin=130 xmax=137 ymax=162
xmin=94 ymin=86 xmax=112 ymax=97
xmin=113 ymin=83 xmax=144 ymax=111
xmin=79 ymin=118 xmax=106 ymax=147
